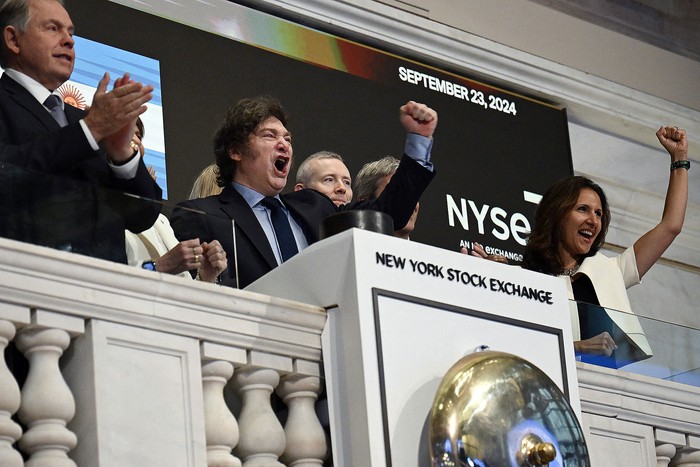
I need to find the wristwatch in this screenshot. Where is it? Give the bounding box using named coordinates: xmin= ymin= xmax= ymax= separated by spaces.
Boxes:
xmin=142 ymin=261 xmax=157 ymax=271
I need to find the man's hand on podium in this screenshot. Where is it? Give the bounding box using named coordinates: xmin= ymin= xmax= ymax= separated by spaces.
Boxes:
xmin=461 ymin=242 xmax=510 ymax=264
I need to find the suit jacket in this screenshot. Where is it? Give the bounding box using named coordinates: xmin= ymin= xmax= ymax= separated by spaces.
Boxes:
xmin=171 ymin=155 xmax=434 ymax=288
xmin=0 ymin=73 xmax=162 ymax=263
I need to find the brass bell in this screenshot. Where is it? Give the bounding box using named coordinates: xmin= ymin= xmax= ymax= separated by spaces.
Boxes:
xmin=428 ymin=350 xmax=590 ymax=466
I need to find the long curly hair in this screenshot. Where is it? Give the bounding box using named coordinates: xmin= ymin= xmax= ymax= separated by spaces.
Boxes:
xmin=521 ymin=176 xmax=610 ymax=275
xmin=213 ymin=96 xmax=289 ymax=187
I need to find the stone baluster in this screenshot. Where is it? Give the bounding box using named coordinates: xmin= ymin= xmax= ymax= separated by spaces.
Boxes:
xmin=671 ymin=445 xmax=700 ymax=466
xmin=234 ymin=367 xmax=286 ymax=467
xmin=656 ymin=429 xmax=688 ymax=467
xmin=277 ymin=374 xmax=326 ymax=467
xmin=657 ymin=443 xmax=678 ymax=467
xmin=15 ymin=326 xmax=77 ymax=467
xmin=0 ymin=320 xmax=23 ymax=467
xmin=202 ymin=359 xmax=241 ymax=467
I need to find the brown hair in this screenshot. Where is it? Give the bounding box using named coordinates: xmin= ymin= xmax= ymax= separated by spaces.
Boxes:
xmin=521 ymin=176 xmax=610 ymax=275
xmin=213 ymin=96 xmax=288 ymax=186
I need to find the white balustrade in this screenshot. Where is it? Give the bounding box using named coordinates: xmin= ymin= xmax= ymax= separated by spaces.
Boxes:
xmin=202 ymin=359 xmax=241 ymax=467
xmin=277 ymin=373 xmax=327 ymax=467
xmin=657 ymin=443 xmax=678 ymax=467
xmin=234 ymin=367 xmax=286 ymax=467
xmin=0 ymin=319 xmax=22 ymax=467
xmin=15 ymin=326 xmax=77 ymax=467
xmin=671 ymin=447 xmax=700 ymax=466
xmin=1 ymin=238 xmax=700 ymax=466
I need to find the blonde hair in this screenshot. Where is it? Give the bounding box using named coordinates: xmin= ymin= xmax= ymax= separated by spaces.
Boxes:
xmin=354 ymin=156 xmax=400 ymax=201
xmin=188 ymin=164 xmax=223 ymax=199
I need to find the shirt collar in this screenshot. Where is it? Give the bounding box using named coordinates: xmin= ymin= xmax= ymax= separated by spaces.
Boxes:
xmin=3 ymin=68 xmax=59 ymax=108
xmin=232 ymin=182 xmax=284 ymax=209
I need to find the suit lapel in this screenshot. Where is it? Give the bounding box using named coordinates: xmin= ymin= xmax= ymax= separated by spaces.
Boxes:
xmin=218 ymin=186 xmax=278 ymax=269
xmin=283 ymin=189 xmax=336 ymax=244
xmin=1 ymin=74 xmax=64 ymax=130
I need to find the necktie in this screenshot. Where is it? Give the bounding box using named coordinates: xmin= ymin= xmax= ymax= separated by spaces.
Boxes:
xmin=260 ymin=197 xmax=299 ymax=262
xmin=44 ymin=94 xmax=68 ymax=127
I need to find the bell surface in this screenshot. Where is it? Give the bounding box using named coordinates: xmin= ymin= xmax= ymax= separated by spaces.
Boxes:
xmin=428 ymin=350 xmax=589 ymax=466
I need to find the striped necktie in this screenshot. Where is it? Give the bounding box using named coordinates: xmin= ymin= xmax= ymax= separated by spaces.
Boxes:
xmin=44 ymin=94 xmax=68 ymax=127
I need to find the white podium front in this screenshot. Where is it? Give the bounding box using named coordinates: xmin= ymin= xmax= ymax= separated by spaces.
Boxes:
xmin=247 ymin=228 xmax=581 ymax=467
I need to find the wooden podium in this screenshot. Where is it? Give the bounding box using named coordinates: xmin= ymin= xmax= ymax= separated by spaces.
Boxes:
xmin=247 ymin=228 xmax=582 ymax=466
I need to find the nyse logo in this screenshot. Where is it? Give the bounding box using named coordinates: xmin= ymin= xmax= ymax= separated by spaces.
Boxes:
xmin=445 ymin=192 xmax=542 ymax=246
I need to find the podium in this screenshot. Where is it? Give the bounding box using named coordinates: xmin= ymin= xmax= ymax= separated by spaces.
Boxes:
xmin=247 ymin=228 xmax=582 ymax=466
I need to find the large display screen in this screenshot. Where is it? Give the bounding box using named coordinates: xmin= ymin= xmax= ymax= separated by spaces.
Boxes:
xmin=1 ymin=36 xmax=167 ymax=198
xmin=66 ymin=0 xmax=573 ymax=260
xmin=68 ymin=37 xmax=167 ymax=198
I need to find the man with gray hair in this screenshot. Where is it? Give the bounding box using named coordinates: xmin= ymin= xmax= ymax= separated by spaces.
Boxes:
xmin=354 ymin=156 xmax=420 ymax=240
xmin=0 ymin=0 xmax=161 ymax=263
xmin=294 ymin=150 xmax=352 ymax=206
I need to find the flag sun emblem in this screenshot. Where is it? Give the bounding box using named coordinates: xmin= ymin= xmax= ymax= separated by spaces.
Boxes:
xmin=57 ymin=84 xmax=87 ymax=110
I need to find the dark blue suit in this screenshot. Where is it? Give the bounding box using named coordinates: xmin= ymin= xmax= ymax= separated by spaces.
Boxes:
xmin=0 ymin=73 xmax=162 ymax=263
xmin=170 ymin=155 xmax=434 ymax=288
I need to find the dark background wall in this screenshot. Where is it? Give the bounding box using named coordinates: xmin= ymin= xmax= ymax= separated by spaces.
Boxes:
xmin=65 ymin=0 xmax=572 ymax=258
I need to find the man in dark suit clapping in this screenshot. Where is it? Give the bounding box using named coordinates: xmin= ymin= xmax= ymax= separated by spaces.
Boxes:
xmin=0 ymin=0 xmax=161 ymax=263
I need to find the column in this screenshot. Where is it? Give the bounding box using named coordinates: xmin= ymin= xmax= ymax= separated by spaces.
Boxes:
xmin=233 ymin=367 xmax=286 ymax=467
xmin=202 ymin=359 xmax=241 ymax=467
xmin=0 ymin=320 xmax=22 ymax=467
xmin=16 ymin=326 xmax=77 ymax=467
xmin=671 ymin=445 xmax=700 ymax=466
xmin=277 ymin=374 xmax=326 ymax=467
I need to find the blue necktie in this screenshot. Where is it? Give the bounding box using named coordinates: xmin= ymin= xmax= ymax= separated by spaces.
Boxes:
xmin=260 ymin=197 xmax=299 ymax=262
xmin=44 ymin=94 xmax=68 ymax=127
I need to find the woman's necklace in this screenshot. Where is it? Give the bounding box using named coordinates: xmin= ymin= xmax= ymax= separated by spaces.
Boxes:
xmin=562 ymin=264 xmax=580 ymax=276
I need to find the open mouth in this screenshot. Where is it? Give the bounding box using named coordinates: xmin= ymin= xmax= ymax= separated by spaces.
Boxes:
xmin=274 ymin=156 xmax=289 ymax=173
xmin=579 ymin=229 xmax=594 ymax=241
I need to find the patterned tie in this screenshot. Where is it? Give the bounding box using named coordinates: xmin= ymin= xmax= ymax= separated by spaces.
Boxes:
xmin=44 ymin=94 xmax=68 ymax=127
xmin=260 ymin=197 xmax=299 ymax=262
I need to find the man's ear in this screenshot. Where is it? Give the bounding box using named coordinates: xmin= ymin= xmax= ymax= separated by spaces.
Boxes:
xmin=3 ymin=26 xmax=20 ymax=56
xmin=293 ymin=183 xmax=304 ymax=192
xmin=228 ymin=147 xmax=242 ymax=161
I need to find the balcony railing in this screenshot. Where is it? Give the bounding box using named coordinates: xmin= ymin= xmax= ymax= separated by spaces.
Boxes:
xmin=0 ymin=234 xmax=328 ymax=466
xmin=0 ymin=162 xmax=698 ymax=466
xmin=1 ymin=236 xmax=699 ymax=466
